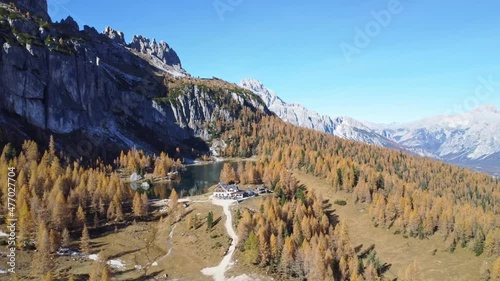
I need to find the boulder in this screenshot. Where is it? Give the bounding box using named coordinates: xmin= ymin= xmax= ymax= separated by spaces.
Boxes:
xmin=130 ymin=172 xmax=142 ymax=182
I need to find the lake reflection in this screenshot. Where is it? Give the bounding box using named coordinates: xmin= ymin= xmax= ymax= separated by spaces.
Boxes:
xmin=130 ymin=161 xmax=231 ymax=199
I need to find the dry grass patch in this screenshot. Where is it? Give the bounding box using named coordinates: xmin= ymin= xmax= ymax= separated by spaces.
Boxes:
xmin=0 ymin=198 xmax=230 ymax=280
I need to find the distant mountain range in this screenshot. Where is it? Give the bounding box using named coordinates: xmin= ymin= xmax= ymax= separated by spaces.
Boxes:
xmin=240 ymin=79 xmax=500 ymax=176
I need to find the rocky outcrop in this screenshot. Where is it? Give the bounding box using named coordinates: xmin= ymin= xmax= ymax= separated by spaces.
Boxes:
xmin=103 ymin=26 xmax=125 ymax=45
xmin=129 ymin=35 xmax=182 ymax=70
xmin=0 ymin=0 xmax=49 ymax=21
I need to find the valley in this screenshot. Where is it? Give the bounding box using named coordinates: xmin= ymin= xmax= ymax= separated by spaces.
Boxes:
xmin=0 ymin=1 xmax=498 ymax=280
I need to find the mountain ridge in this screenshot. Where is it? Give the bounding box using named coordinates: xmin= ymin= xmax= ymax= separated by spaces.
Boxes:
xmin=240 ymin=78 xmax=500 ymax=176
xmin=0 ymin=0 xmax=269 ymax=160
xmin=240 ymin=78 xmax=400 ymax=148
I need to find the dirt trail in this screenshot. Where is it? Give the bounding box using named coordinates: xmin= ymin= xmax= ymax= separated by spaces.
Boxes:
xmin=201 ymin=197 xmax=238 ymax=281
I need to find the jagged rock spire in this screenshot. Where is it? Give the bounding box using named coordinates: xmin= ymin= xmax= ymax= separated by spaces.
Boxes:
xmin=129 ymin=35 xmax=182 ymax=69
xmin=103 ymin=26 xmax=126 ymax=45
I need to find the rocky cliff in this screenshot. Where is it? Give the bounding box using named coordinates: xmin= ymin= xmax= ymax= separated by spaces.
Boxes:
xmin=0 ymin=0 xmax=48 ymax=21
xmin=0 ymin=0 xmax=268 ymax=160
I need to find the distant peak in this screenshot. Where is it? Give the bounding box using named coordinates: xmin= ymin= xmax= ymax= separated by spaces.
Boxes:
xmin=240 ymin=78 xmax=266 ymax=91
xmin=471 ymin=105 xmax=498 ymax=114
xmin=240 ymin=78 xmax=279 ymax=100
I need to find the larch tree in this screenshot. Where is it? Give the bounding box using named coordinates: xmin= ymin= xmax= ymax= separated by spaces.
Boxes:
xmin=339 ymin=255 xmax=349 ymax=280
xmin=220 ymin=163 xmax=237 ymax=184
xmin=141 ymin=192 xmax=149 ymax=216
xmin=281 ymin=236 xmax=296 ymax=277
xmin=244 ymin=231 xmax=259 ymax=265
xmin=17 ymin=200 xmax=31 ymax=248
xmin=237 ymin=161 xmax=247 ymax=184
xmin=80 ymin=224 xmax=91 ymax=255
xmin=237 ymin=209 xmax=253 ymax=243
xmin=75 ymin=204 xmax=86 ymax=228
xmin=207 ymin=211 xmax=214 ymax=230
xmin=49 ymin=229 xmax=60 ymax=253
xmin=107 ymin=199 xmax=117 ymax=220
xmin=132 ymin=192 xmax=144 ymax=218
xmin=169 ymin=188 xmax=179 ymax=214
xmin=258 ymin=227 xmax=271 ymax=267
xmin=89 ymin=258 xmax=107 ymax=281
xmin=112 ymin=194 xmax=124 ymax=221
xmin=62 ymin=228 xmax=71 ymax=247
xmin=32 ymin=221 xmax=53 ymax=275
xmin=52 ymin=191 xmax=67 ymax=231
xmin=270 ymin=233 xmax=279 ymax=262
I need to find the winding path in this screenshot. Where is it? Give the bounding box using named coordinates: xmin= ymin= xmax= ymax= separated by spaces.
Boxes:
xmin=201 ymin=197 xmax=239 ymax=281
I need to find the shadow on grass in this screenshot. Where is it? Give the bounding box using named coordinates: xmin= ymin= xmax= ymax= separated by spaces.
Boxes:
xmin=128 ymin=269 xmax=164 ymax=280
xmin=380 ymin=262 xmax=393 ymax=275
xmin=354 ymin=244 xmax=364 ymax=253
xmin=107 ymin=248 xmax=141 ymax=260
xmin=212 ymin=216 xmax=223 ymax=228
xmin=358 ymin=244 xmax=376 ymax=259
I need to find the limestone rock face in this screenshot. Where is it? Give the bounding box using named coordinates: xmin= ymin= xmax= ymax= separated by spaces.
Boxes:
xmin=0 ymin=1 xmax=268 ymax=159
xmin=0 ymin=0 xmax=49 ymax=21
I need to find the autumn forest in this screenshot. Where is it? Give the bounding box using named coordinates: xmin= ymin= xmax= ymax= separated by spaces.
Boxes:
xmin=0 ymin=107 xmax=499 ymax=280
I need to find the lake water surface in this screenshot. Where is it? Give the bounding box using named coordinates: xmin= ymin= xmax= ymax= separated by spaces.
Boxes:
xmin=141 ymin=161 xmax=230 ymax=199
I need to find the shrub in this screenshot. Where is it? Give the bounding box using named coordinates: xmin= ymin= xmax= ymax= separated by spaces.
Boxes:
xmin=0 ymin=7 xmax=8 ymax=18
xmin=8 ymin=12 xmax=21 ymax=20
xmin=14 ymin=31 xmax=35 ymax=45
xmin=44 ymin=34 xmax=55 ymax=45
xmin=473 ymin=239 xmax=484 ymax=256
xmin=334 ymin=199 xmax=347 ymax=206
xmin=35 ymin=17 xmax=50 ymax=29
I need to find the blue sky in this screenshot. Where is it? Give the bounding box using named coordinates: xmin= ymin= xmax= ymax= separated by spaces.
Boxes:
xmin=47 ymin=0 xmax=500 ymax=123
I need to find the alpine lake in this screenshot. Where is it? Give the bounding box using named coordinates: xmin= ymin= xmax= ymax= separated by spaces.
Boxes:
xmin=129 ymin=161 xmax=238 ymax=199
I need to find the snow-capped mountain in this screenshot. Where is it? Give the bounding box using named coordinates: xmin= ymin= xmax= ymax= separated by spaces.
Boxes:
xmin=240 ymin=79 xmax=398 ymax=148
xmin=369 ymin=106 xmax=500 ymax=175
xmin=240 ymin=79 xmax=500 ymax=176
